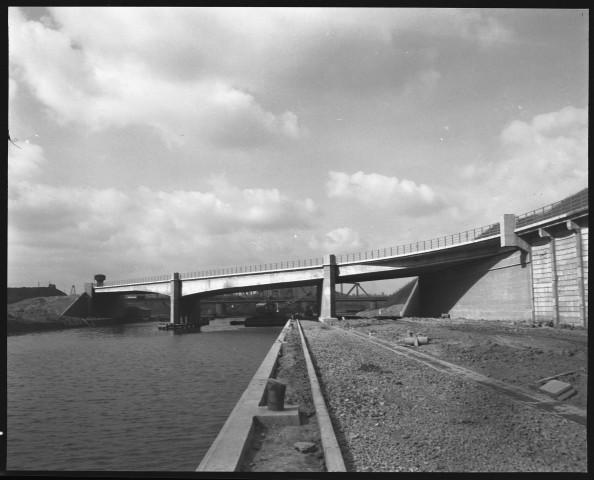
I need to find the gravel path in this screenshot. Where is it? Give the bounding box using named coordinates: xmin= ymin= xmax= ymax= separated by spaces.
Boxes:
xmin=300 ymin=320 xmax=587 ymax=472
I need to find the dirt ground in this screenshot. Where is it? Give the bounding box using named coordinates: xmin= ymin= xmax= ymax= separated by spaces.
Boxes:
xmin=332 ymin=317 xmax=588 ymax=409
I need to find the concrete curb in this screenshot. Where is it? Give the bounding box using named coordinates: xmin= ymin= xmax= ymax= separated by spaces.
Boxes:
xmin=196 ymin=320 xmax=295 ymax=472
xmin=296 ymin=320 xmax=347 ymax=472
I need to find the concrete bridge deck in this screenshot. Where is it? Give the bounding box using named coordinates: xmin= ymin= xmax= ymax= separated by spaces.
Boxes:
xmin=89 ymin=189 xmax=588 ymax=326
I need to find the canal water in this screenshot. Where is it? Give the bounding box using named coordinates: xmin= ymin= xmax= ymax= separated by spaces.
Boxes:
xmin=6 ymin=318 xmax=282 ymax=471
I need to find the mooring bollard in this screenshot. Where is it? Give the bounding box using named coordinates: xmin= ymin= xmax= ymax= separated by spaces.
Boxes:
xmin=266 ymin=378 xmax=287 ymax=411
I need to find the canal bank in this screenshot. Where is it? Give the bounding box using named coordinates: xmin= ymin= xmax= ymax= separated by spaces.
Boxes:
xmin=197 ymin=319 xmax=343 ymax=472
xmin=203 ymin=317 xmax=587 ymax=472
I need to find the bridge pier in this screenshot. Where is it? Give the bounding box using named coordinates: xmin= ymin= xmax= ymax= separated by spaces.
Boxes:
xmin=171 ymin=272 xmax=181 ymax=324
xmin=319 ymin=255 xmax=337 ymax=322
xmin=501 ymin=214 xmax=531 ymax=253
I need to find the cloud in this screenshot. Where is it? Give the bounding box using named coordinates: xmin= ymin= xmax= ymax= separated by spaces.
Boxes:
xmin=8 ymin=145 xmax=320 ymax=281
xmin=8 ymin=142 xmax=46 ymax=181
xmin=207 ymin=89 xmax=308 ymax=148
xmin=326 ymin=170 xmax=443 ymax=215
xmin=9 ymin=7 xmax=515 ymax=150
xmin=322 ymin=227 xmax=365 ymax=253
xmin=305 ymin=227 xmax=366 ymax=256
xmin=8 ymin=7 xmax=308 ymax=150
xmin=458 ymin=105 xmax=588 ymax=217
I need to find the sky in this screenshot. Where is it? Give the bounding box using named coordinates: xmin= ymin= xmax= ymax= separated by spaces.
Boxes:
xmin=8 ymin=7 xmax=589 ymax=295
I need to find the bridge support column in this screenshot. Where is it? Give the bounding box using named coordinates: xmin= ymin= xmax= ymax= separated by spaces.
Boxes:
xmin=539 ymin=228 xmax=559 ymax=326
xmin=319 ymin=254 xmax=337 ymax=322
xmin=171 ymin=272 xmax=181 ymax=324
xmin=500 ymin=214 xmax=531 ymax=253
xmin=567 ymin=220 xmax=587 ymax=327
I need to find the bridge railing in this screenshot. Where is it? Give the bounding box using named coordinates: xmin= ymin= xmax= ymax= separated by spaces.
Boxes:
xmin=515 ymin=187 xmax=588 ymax=229
xmin=179 ymin=257 xmax=325 ymax=280
xmin=335 ymin=222 xmax=501 ymax=263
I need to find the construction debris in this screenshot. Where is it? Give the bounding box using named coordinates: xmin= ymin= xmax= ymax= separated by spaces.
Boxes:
xmin=401 ymin=331 xmax=429 ymax=346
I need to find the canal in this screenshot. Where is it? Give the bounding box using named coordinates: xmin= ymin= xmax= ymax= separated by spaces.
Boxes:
xmin=6 ymin=318 xmax=282 ymax=471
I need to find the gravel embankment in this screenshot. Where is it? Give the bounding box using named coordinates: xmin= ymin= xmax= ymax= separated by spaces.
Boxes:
xmin=300 ymin=320 xmax=587 ymax=472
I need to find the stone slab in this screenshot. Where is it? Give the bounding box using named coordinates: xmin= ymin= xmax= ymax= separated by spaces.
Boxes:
xmin=556 ymin=387 xmax=577 ymax=401
xmin=539 ymin=380 xmax=573 ymax=396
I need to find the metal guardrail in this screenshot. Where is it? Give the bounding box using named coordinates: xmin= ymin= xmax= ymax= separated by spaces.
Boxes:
xmin=179 ymin=258 xmax=325 ymax=280
xmin=515 ymin=187 xmax=588 ymax=229
xmin=336 ymin=223 xmax=500 ymax=263
xmin=99 ymin=188 xmax=588 ymax=287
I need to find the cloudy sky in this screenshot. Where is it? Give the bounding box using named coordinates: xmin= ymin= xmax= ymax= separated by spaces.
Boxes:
xmin=8 ymin=7 xmax=588 ymax=294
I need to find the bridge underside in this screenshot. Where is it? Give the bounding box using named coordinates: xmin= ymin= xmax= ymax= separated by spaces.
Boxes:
xmin=337 ymin=240 xmax=532 ymax=321
xmin=91 ymin=238 xmax=534 ymax=323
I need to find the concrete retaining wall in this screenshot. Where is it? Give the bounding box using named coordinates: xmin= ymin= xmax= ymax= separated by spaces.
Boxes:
xmin=61 ymin=292 xmax=91 ymax=317
xmin=419 ymin=250 xmax=532 ymax=321
xmin=400 ymin=277 xmax=420 ymax=317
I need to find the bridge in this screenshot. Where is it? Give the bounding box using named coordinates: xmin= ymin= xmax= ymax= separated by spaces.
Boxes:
xmin=84 ymin=188 xmax=588 ymax=327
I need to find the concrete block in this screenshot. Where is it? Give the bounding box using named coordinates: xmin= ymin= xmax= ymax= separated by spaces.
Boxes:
xmin=556 ymin=387 xmax=577 ymax=401
xmin=254 ymin=404 xmax=301 ymax=428
xmin=539 ymin=380 xmax=572 ymax=396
